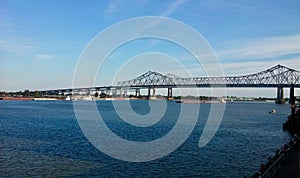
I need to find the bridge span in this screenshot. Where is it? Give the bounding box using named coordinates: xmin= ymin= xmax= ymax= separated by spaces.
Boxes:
xmin=40 ymin=64 xmax=300 ymax=104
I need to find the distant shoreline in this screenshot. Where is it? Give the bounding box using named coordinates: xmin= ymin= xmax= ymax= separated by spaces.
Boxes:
xmin=0 ymin=96 xmax=278 ymax=103
xmin=0 ymin=97 xmax=60 ymax=101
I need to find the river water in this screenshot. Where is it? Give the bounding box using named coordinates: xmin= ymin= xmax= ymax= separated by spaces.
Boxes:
xmin=0 ymin=100 xmax=291 ymax=177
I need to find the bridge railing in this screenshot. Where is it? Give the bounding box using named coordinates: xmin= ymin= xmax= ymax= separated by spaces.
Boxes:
xmin=260 ymin=148 xmax=290 ymax=178
xmin=252 ymin=138 xmax=299 ymax=178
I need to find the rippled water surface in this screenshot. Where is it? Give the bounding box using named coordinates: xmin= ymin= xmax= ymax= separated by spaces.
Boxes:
xmin=0 ymin=100 xmax=291 ymax=177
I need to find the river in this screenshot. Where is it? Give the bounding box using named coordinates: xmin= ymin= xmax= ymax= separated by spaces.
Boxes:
xmin=0 ymin=100 xmax=291 ymax=177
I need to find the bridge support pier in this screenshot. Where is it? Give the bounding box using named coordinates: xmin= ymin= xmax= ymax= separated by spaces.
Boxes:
xmin=112 ymin=89 xmax=117 ymax=97
xmin=275 ymin=86 xmax=285 ymax=104
xmin=283 ymin=84 xmax=300 ymax=131
xmin=119 ymin=89 xmax=123 ymax=98
xmin=289 ymin=84 xmax=295 ymax=116
xmin=148 ymin=87 xmax=151 ymax=99
xmin=135 ymin=89 xmax=140 ymax=97
xmin=147 ymin=86 xmax=156 ymax=99
xmin=167 ymin=87 xmax=173 ymax=100
xmin=106 ymin=89 xmax=111 ymax=97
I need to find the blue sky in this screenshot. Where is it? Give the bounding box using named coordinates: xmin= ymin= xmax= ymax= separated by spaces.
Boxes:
xmin=1 ymin=0 xmax=300 ymax=97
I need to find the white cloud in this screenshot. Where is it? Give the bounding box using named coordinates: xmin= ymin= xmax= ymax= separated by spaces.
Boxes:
xmin=217 ymin=35 xmax=300 ymax=61
xmin=161 ymin=0 xmax=187 ymax=17
xmin=34 ymin=54 xmax=55 ymax=60
xmin=103 ymin=0 xmax=119 ymax=16
xmin=102 ymin=0 xmax=185 ymax=18
xmin=168 ymin=55 xmax=300 ymax=77
xmin=200 ymin=1 xmax=254 ymax=12
xmin=221 ymin=57 xmax=300 ymax=75
xmin=135 ymin=0 xmax=187 ymax=47
xmin=0 ymin=39 xmax=40 ymax=55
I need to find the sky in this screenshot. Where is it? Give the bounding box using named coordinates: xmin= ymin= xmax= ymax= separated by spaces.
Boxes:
xmin=1 ymin=0 xmax=300 ymax=97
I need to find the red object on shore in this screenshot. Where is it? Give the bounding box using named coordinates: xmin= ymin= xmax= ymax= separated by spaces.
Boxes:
xmin=0 ymin=97 xmax=33 ymax=100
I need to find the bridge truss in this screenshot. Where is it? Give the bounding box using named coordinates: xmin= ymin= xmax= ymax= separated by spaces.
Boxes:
xmin=40 ymin=65 xmax=300 ymax=103
xmin=117 ymin=65 xmax=300 ymax=88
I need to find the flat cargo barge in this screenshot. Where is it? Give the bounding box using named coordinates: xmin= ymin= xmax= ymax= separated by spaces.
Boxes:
xmin=0 ymin=97 xmax=33 ymax=100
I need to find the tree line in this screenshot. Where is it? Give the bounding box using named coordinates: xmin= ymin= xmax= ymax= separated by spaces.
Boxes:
xmin=0 ymin=90 xmax=41 ymax=98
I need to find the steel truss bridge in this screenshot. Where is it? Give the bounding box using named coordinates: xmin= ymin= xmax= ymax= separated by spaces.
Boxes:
xmin=41 ymin=64 xmax=300 ymax=103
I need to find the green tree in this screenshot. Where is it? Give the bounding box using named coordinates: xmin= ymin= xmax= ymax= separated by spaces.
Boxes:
xmin=24 ymin=90 xmax=30 ymax=97
xmin=34 ymin=90 xmax=40 ymax=98
xmin=100 ymin=92 xmax=107 ymax=98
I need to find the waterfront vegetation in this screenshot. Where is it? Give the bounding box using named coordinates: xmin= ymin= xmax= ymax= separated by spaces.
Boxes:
xmin=0 ymin=90 xmax=41 ymax=98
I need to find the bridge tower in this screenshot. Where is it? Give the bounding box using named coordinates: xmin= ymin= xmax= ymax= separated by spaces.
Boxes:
xmin=275 ymin=86 xmax=285 ymax=104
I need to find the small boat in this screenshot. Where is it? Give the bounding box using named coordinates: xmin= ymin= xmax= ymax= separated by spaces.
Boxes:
xmin=269 ymin=109 xmax=276 ymax=114
xmin=175 ymin=100 xmax=183 ymax=103
xmin=221 ymin=98 xmax=226 ymax=103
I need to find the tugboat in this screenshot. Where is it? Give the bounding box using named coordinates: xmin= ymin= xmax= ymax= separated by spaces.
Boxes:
xmin=269 ymin=109 xmax=276 ymax=114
